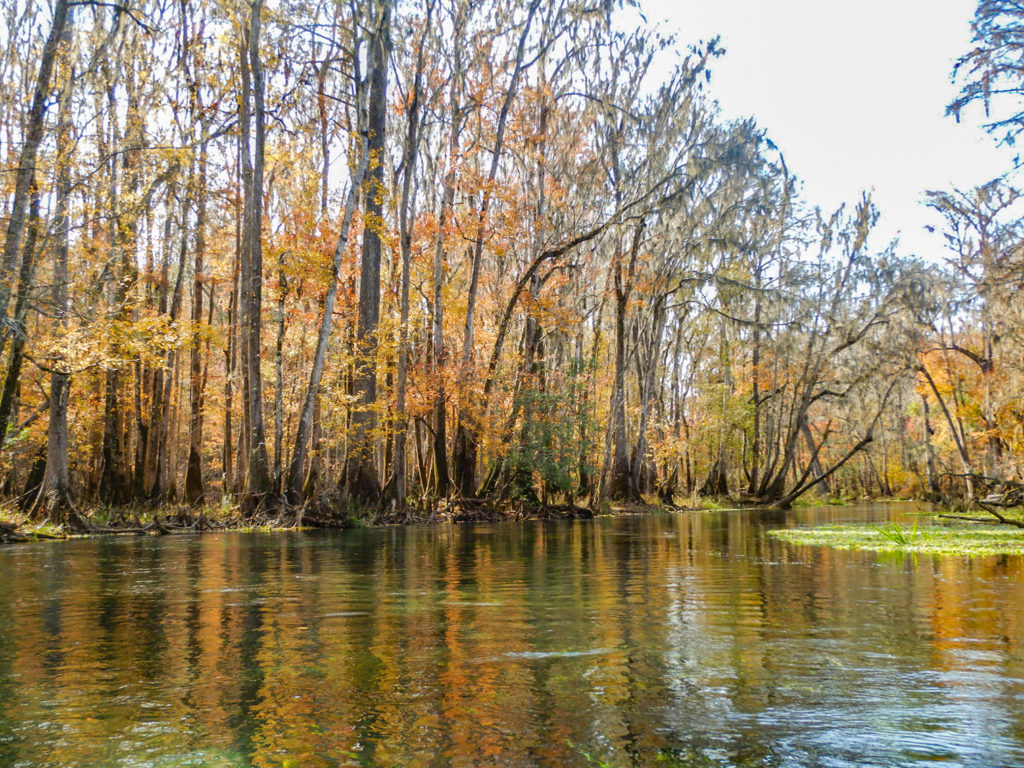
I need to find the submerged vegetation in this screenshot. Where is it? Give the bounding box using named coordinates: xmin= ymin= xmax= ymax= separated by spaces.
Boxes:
xmin=769 ymin=520 xmax=1024 ymax=557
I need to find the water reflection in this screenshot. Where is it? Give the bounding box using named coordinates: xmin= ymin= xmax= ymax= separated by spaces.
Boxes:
xmin=0 ymin=504 xmax=1022 ymax=767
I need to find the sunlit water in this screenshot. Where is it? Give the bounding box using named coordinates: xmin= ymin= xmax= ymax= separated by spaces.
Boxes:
xmin=1 ymin=503 xmax=1023 ymax=767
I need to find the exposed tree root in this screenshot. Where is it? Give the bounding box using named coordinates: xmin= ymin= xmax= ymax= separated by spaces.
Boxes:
xmin=432 ymin=497 xmax=595 ymax=524
xmin=29 ymin=485 xmax=90 ymax=532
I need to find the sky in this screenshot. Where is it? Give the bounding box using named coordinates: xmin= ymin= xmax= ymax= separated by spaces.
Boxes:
xmin=639 ymin=0 xmax=1016 ymax=261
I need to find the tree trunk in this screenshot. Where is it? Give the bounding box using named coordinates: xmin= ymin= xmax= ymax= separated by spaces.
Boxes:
xmin=33 ymin=59 xmax=80 ymax=528
xmin=273 ymin=262 xmax=287 ymax=491
xmin=389 ymin=1 xmax=429 ymax=511
xmin=631 ymin=298 xmax=665 ymax=497
xmin=921 ymin=393 xmax=938 ymax=497
xmin=603 ymin=222 xmax=644 ymax=503
xmin=429 ymin=41 xmax=462 ymax=500
xmin=605 ymin=286 xmax=635 ymax=501
xmin=238 ymin=0 xmax=273 ymax=513
xmin=700 ymin=454 xmax=729 ymax=497
xmin=223 ymin=240 xmax=239 ymax=495
xmin=184 ymin=144 xmax=208 ymax=505
xmin=800 ymin=420 xmax=829 ymax=496
xmin=920 ymin=364 xmax=974 ymax=499
xmin=345 ymin=0 xmax=390 ymax=505
xmin=0 ymin=0 xmax=70 ymax=336
xmin=452 ymin=0 xmax=540 ymax=497
xmin=98 ymin=75 xmax=130 ymax=506
xmin=0 ymin=183 xmax=42 ymax=451
xmin=284 ymin=5 xmax=381 ymax=505
xmin=748 ymin=274 xmax=763 ymax=496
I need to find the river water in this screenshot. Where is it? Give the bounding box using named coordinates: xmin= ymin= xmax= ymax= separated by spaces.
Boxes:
xmin=0 ymin=503 xmax=1023 ymax=767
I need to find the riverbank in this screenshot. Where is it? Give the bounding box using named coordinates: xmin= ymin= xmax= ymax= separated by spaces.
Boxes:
xmin=0 ymin=496 xmax=664 ymax=544
xmin=9 ymin=497 xmax=1022 ymax=558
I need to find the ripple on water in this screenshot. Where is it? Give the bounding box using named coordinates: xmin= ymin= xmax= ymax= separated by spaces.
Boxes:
xmin=1 ymin=506 xmax=1024 ymax=767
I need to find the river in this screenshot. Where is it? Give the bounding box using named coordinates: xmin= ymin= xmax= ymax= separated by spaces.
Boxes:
xmin=0 ymin=503 xmax=1022 ymax=767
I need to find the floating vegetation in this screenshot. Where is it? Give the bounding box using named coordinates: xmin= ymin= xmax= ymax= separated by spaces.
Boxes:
xmin=768 ymin=523 xmax=1024 ymax=556
xmin=873 ymin=521 xmax=917 ymax=545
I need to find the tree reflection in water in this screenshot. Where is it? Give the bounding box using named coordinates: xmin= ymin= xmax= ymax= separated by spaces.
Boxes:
xmin=0 ymin=503 xmax=1022 ymax=767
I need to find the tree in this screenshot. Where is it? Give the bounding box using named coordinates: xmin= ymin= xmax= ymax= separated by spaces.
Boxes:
xmin=387 ymin=0 xmax=433 ymax=512
xmin=238 ymin=0 xmax=273 ymax=513
xmin=0 ymin=0 xmax=70 ymax=338
xmin=950 ymin=0 xmax=1024 ymax=146
xmin=285 ymin=2 xmax=378 ymax=506
xmin=345 ymin=0 xmax=391 ymax=505
xmin=32 ymin=30 xmax=80 ymax=528
xmin=746 ymin=199 xmax=912 ymax=507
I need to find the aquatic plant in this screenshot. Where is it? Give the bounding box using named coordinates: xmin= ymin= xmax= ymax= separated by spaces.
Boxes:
xmin=873 ymin=521 xmax=917 ymax=545
xmin=769 ymin=523 xmax=1024 ymax=556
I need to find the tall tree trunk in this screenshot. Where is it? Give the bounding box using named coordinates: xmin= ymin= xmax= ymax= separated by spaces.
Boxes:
xmin=98 ymin=60 xmax=129 ymax=505
xmin=122 ymin=47 xmax=145 ymax=500
xmin=303 ymin=398 xmax=324 ymax=496
xmin=0 ymin=182 xmax=41 ymax=451
xmin=238 ymin=0 xmax=272 ymax=512
xmin=100 ymin=368 xmax=127 ymax=504
xmin=0 ymin=0 xmax=70 ymax=337
xmin=142 ymin=210 xmax=173 ymax=496
xmin=701 ymin=317 xmax=733 ymax=498
xmin=577 ymin=303 xmax=603 ymax=501
xmin=185 ymin=144 xmax=208 ymax=505
xmin=284 ymin=5 xmax=380 ymax=505
xmin=429 ymin=32 xmax=464 ymax=499
xmin=273 ymin=263 xmax=287 ymax=492
xmin=748 ymin=274 xmax=763 ymax=496
xmin=606 ymin=290 xmax=632 ymax=500
xmin=389 ymin=0 xmax=430 ymax=511
xmin=345 ymin=0 xmax=390 ymax=505
xmin=659 ymin=320 xmax=685 ymax=503
xmin=631 ymin=298 xmax=665 ymax=497
xmin=800 ymin=420 xmax=829 ymax=496
xmin=452 ymin=0 xmax=540 ymax=497
xmin=182 ymin=1 xmax=209 ymax=505
xmin=33 ymin=55 xmax=80 ymax=528
xmin=151 ymin=233 xmax=188 ymax=500
xmin=223 ymin=257 xmax=238 ymax=495
xmin=603 ymin=221 xmax=644 ymax=502
xmin=920 ymin=363 xmax=974 ymax=499
xmin=921 ymin=393 xmax=938 ymax=497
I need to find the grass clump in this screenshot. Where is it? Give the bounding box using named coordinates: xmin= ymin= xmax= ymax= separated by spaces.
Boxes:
xmin=768 ymin=522 xmax=1024 ymax=556
xmin=873 ymin=520 xmax=917 ymax=545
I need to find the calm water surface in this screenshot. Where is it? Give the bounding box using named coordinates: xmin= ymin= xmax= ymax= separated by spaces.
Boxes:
xmin=1 ymin=503 xmax=1023 ymax=767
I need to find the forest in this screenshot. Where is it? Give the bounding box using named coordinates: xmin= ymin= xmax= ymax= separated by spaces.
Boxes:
xmin=1 ymin=0 xmax=1022 ymax=531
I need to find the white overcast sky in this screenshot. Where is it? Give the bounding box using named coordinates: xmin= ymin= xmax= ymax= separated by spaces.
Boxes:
xmin=639 ymin=0 xmax=1015 ymax=261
